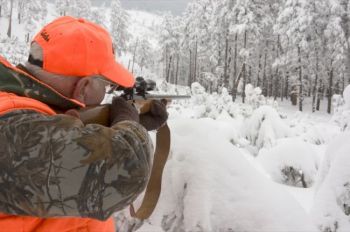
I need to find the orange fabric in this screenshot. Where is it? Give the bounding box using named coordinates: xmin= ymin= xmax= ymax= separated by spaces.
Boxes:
xmin=34 ymin=16 xmax=135 ymax=87
xmin=0 ymin=214 xmax=115 ymax=232
xmin=0 ymin=91 xmax=115 ymax=232
xmin=0 ymin=54 xmax=85 ymax=108
xmin=0 ymin=92 xmax=56 ymax=116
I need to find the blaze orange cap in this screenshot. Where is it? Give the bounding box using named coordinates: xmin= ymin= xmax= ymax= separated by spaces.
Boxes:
xmin=33 ymin=16 xmax=135 ymax=87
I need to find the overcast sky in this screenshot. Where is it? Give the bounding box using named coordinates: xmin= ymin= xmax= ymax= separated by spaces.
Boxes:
xmin=94 ymin=0 xmax=191 ymax=15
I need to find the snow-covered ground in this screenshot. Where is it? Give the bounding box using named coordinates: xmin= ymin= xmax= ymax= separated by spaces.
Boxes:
xmin=111 ymin=83 xmax=350 ymax=232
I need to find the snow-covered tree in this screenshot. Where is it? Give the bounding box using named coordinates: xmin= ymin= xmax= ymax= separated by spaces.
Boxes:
xmin=159 ymin=13 xmax=183 ymax=84
xmin=17 ymin=0 xmax=26 ymax=24
xmin=75 ymin=0 xmax=92 ymax=19
xmin=6 ymin=0 xmax=14 ymax=38
xmin=110 ymin=0 xmax=130 ymax=56
xmin=136 ymin=39 xmax=153 ymax=73
xmin=0 ymin=0 xmax=8 ymax=18
xmin=91 ymin=8 xmax=107 ymax=28
xmin=25 ymin=0 xmax=43 ymax=42
xmin=55 ymin=0 xmax=70 ymax=16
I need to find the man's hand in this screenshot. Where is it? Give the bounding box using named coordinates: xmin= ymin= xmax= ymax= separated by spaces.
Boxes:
xmin=110 ymin=97 xmax=139 ymax=125
xmin=139 ymin=100 xmax=168 ymax=131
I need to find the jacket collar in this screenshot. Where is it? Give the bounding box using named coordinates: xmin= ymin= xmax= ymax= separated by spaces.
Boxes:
xmin=0 ymin=55 xmax=85 ymax=110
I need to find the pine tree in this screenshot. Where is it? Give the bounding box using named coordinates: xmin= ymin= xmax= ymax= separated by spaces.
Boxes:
xmin=55 ymin=0 xmax=70 ymax=16
xmin=110 ymin=0 xmax=130 ymax=56
xmin=25 ymin=0 xmax=42 ymax=42
xmin=0 ymin=0 xmax=8 ymax=18
xmin=91 ymin=8 xmax=107 ymax=28
xmin=7 ymin=0 xmax=14 ymax=38
xmin=76 ymin=0 xmax=92 ymax=19
xmin=17 ymin=0 xmax=26 ymax=24
xmin=136 ymin=39 xmax=152 ymax=74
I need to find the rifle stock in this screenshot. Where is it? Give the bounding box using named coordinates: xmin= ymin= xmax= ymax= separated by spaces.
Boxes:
xmin=77 ymin=105 xmax=110 ymax=126
xmin=75 ymin=92 xmax=190 ymax=126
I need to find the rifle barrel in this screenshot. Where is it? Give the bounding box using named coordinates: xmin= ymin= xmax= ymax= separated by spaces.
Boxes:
xmin=134 ymin=94 xmax=191 ymax=100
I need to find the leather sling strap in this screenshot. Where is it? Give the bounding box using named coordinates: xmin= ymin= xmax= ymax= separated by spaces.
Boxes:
xmin=130 ymin=123 xmax=171 ymax=219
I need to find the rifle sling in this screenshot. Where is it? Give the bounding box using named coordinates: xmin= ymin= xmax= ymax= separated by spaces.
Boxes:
xmin=130 ymin=123 xmax=171 ymax=220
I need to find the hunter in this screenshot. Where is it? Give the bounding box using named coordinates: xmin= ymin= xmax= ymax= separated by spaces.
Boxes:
xmin=0 ymin=16 xmax=167 ymax=232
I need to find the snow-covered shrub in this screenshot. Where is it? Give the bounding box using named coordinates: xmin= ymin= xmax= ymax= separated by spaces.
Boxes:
xmin=245 ymin=84 xmax=266 ymax=110
xmin=311 ymin=131 xmax=350 ymax=232
xmin=344 ymin=85 xmax=350 ymax=109
xmin=302 ymin=123 xmax=341 ymax=145
xmin=332 ymin=85 xmax=350 ymax=131
xmin=189 ymin=82 xmax=236 ymax=119
xmin=243 ymin=106 xmax=293 ymax=150
xmin=149 ymin=119 xmax=316 ymax=232
xmin=0 ymin=37 xmax=28 ymax=64
xmin=257 ymin=138 xmax=320 ymax=188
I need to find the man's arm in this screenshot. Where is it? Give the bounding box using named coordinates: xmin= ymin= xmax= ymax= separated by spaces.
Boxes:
xmin=0 ymin=110 xmax=152 ymax=221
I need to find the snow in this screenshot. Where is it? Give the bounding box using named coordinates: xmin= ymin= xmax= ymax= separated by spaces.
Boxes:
xmin=243 ymin=106 xmax=293 ymax=150
xmin=146 ymin=118 xmax=317 ymax=232
xmin=1 ymin=2 xmax=350 ymax=232
xmin=112 ymin=81 xmax=347 ymax=231
xmin=108 ymin=81 xmax=349 ymax=232
xmin=344 ymin=85 xmax=350 ymax=109
xmin=257 ymin=138 xmax=320 ymax=188
xmin=311 ymin=132 xmax=350 ymax=232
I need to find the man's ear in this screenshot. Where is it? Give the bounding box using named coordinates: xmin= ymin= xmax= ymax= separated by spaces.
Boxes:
xmin=72 ymin=78 xmax=91 ymax=104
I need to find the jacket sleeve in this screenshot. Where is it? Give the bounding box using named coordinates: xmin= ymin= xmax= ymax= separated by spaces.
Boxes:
xmin=0 ymin=110 xmax=153 ymax=221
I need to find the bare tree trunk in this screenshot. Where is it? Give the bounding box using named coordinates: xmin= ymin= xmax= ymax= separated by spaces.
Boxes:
xmin=166 ymin=55 xmax=172 ymax=83
xmin=188 ymin=49 xmax=192 ymax=87
xmin=312 ymin=50 xmax=319 ymax=113
xmin=257 ymin=53 xmax=262 ymax=87
xmin=316 ymin=79 xmax=323 ymax=111
xmin=274 ymin=36 xmax=280 ymax=100
xmin=231 ymin=33 xmax=238 ymax=102
xmin=175 ymin=54 xmax=179 ymax=86
xmin=193 ymin=39 xmax=198 ymax=83
xmin=131 ymin=39 xmax=139 ymax=74
xmin=312 ymin=75 xmax=319 ymax=113
xmin=281 ymin=71 xmax=285 ymax=102
xmin=268 ymin=46 xmax=275 ymax=97
xmin=285 ymin=71 xmax=289 ymax=99
xmin=164 ymin=45 xmax=168 ymax=79
xmin=273 ymin=73 xmax=279 ymax=100
xmin=7 ymin=0 xmax=14 ymax=38
xmin=342 ymin=73 xmax=345 ymax=94
xmin=262 ymin=44 xmax=268 ymax=96
xmin=169 ymin=56 xmax=175 ymax=84
xmin=0 ymin=5 xmax=2 ymax=18
xmin=127 ymin=59 xmax=131 ymax=70
xmin=248 ymin=65 xmax=252 ymax=84
xmin=327 ymin=64 xmax=334 ymax=114
xmin=242 ymin=30 xmax=247 ymax=103
xmin=224 ymin=31 xmax=230 ymax=88
xmin=18 ymin=0 xmax=23 ymax=24
xmin=298 ymin=46 xmax=303 ymax=112
xmin=340 ymin=0 xmax=350 ymax=83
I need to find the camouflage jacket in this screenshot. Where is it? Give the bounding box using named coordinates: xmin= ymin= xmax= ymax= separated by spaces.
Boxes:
xmin=0 ymin=58 xmax=153 ymax=221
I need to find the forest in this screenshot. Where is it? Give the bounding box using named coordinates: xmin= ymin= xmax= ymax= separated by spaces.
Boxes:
xmin=159 ymin=0 xmax=350 ymax=113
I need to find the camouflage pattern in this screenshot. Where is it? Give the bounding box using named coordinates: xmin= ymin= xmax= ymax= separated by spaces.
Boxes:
xmin=0 ymin=110 xmax=153 ymax=221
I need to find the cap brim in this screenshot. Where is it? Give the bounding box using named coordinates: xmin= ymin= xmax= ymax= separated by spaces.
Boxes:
xmin=101 ymin=60 xmax=135 ymax=88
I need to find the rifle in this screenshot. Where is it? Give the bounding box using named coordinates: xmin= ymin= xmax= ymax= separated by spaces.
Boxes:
xmin=76 ymin=77 xmax=190 ymax=126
